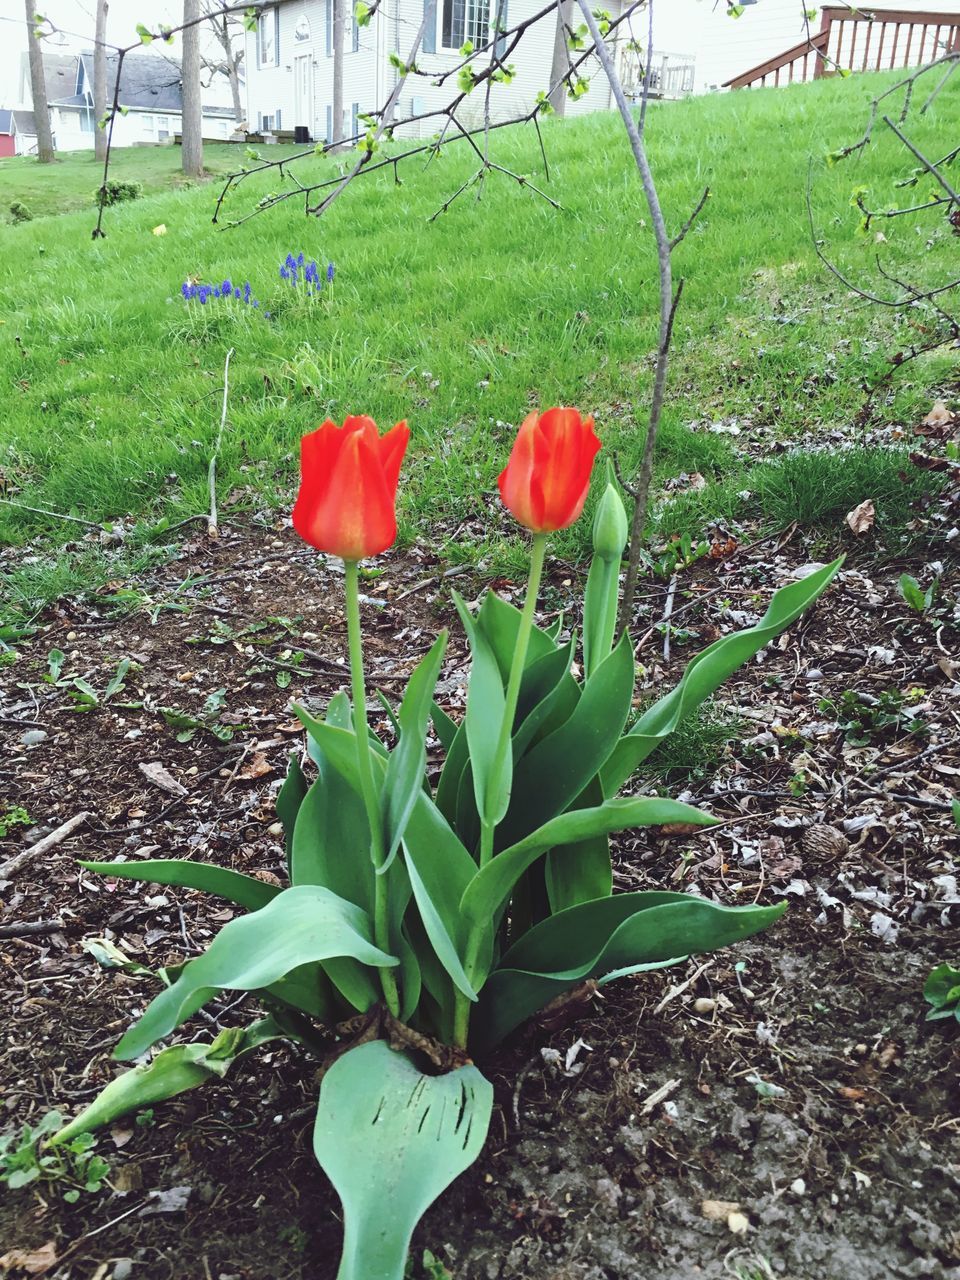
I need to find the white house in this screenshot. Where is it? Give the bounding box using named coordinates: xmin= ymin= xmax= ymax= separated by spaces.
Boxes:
xmin=13 ymin=49 xmax=237 ymax=155
xmin=242 ymin=0 xmax=686 ymax=143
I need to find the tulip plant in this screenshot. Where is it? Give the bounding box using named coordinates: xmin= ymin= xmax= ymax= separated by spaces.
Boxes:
xmin=55 ymin=409 xmax=840 ymax=1279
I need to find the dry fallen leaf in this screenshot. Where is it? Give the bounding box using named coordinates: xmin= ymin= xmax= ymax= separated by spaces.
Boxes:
xmin=922 ymin=399 xmax=956 ymax=429
xmin=0 ymin=1242 xmax=58 ymax=1275
xmin=701 ymin=1199 xmax=740 ymax=1221
xmin=846 ymin=498 xmax=875 ymax=535
xmin=139 ymin=762 xmax=188 ymax=797
xmin=239 ymin=751 xmax=274 ymax=781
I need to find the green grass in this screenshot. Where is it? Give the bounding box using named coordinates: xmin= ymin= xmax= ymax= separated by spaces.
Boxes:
xmin=0 ymin=71 xmax=957 ymax=622
xmin=0 ymin=143 xmax=305 ymax=220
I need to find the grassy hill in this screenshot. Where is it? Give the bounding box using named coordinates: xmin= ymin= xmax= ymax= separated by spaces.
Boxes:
xmin=0 ymin=71 xmax=956 ymax=618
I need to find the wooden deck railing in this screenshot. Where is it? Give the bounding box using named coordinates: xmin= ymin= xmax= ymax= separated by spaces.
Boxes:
xmin=724 ymin=7 xmax=960 ymax=90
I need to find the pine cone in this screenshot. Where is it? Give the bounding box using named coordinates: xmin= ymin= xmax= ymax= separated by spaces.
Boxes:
xmin=801 ymin=823 xmax=848 ymax=860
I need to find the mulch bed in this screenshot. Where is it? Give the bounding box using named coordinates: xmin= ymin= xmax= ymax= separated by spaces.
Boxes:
xmin=1 ymin=520 xmax=958 ymax=1280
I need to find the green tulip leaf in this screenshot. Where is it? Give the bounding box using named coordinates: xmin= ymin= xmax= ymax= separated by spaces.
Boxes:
xmin=53 ymin=1018 xmax=283 ymax=1146
xmin=472 ymin=893 xmax=786 ymax=1051
xmin=498 ymin=631 xmax=635 ymax=847
xmin=543 ymin=776 xmax=610 ymax=915
xmin=314 ymin=1041 xmax=493 ymax=1280
xmin=476 ymin=589 xmax=556 ymax=679
xmin=461 ymin=797 xmax=715 ymax=932
xmin=382 ymin=631 xmax=448 ymax=868
xmin=430 ymin=700 xmax=459 ymax=753
xmin=115 ymin=885 xmax=397 ymax=1060
xmin=454 ymin=592 xmax=510 ymax=829
xmin=276 ymin=752 xmax=309 ymax=872
xmin=603 ymin=560 xmax=843 ymax=794
xmin=78 ymin=859 xmax=279 ymax=913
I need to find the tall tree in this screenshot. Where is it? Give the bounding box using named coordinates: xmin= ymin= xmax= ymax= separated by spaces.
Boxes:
xmin=24 ymin=0 xmax=55 ymax=163
xmin=332 ymin=0 xmax=344 ymax=148
xmin=93 ymin=0 xmax=108 ymax=161
xmin=201 ymin=0 xmax=244 ymax=124
xmin=181 ymin=0 xmax=203 ymax=175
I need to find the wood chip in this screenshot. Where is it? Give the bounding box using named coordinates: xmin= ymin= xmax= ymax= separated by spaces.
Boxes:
xmin=139 ymin=762 xmax=188 ymax=796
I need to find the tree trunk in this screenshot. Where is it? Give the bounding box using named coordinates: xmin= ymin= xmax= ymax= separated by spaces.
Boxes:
xmin=93 ymin=0 xmax=108 ymax=162
xmin=228 ymin=58 xmax=243 ymax=123
xmin=332 ymin=0 xmax=344 ymax=147
xmin=181 ymin=0 xmax=203 ymax=176
xmin=547 ymin=0 xmax=573 ymax=116
xmin=24 ymin=0 xmax=55 ymax=163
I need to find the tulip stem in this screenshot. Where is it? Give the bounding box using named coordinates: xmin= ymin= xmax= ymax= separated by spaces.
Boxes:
xmin=344 ymin=558 xmax=401 ymax=1019
xmin=478 ymin=532 xmax=548 ymax=870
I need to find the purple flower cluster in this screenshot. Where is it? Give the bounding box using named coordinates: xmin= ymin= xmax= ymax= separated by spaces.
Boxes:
xmin=181 ymin=277 xmax=262 ymax=309
xmin=280 ymin=252 xmax=335 ymax=294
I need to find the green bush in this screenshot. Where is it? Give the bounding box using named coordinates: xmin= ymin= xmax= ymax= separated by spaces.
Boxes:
xmin=95 ymin=179 xmax=143 ymax=207
xmin=9 ymin=201 xmax=33 ymax=223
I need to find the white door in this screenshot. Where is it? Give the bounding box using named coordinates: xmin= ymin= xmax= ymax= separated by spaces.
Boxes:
xmin=294 ymin=55 xmax=313 ymax=132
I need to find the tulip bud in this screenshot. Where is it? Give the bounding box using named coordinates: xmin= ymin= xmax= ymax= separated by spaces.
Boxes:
xmin=591 ymin=482 xmax=628 ymax=564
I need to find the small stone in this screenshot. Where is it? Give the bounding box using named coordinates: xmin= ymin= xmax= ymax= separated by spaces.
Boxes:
xmin=727 ymin=1210 xmax=750 ymax=1236
xmin=693 ymin=997 xmax=716 ymax=1014
xmin=112 ymin=1262 xmax=133 ymax=1280
xmin=66 ymin=631 xmax=77 ymax=641
xmin=268 ymin=821 xmax=284 ymax=837
xmin=790 ymin=1177 xmax=806 ymax=1196
xmin=21 ymin=729 xmax=47 ymax=746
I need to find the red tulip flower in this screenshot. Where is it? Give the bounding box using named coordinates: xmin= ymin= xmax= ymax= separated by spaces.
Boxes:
xmin=498 ymin=407 xmax=601 ymax=533
xmin=293 ymin=415 xmax=410 ymax=561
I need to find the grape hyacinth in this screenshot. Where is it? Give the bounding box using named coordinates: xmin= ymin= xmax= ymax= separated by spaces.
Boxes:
xmin=181 ymin=277 xmax=263 ymax=310
xmin=279 ymin=252 xmax=335 ymax=294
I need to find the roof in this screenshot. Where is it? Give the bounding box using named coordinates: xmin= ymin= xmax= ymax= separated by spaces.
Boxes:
xmin=79 ymin=50 xmax=184 ymax=111
xmin=0 ymin=109 xmax=11 ymax=135
xmin=42 ymin=53 xmax=80 ymax=104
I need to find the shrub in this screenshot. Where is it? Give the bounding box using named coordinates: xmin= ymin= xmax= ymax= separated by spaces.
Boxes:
xmin=9 ymin=201 xmax=33 ymax=223
xmin=95 ymin=179 xmax=143 ymax=207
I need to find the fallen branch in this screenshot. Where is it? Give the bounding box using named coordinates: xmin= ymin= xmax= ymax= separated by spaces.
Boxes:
xmin=0 ymin=498 xmax=102 ymax=530
xmin=0 ymin=811 xmax=90 ymax=880
xmin=207 ymin=347 xmax=235 ymax=540
xmin=0 ymin=919 xmax=66 ymax=939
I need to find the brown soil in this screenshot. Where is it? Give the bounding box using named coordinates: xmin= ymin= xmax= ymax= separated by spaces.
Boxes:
xmin=1 ymin=522 xmax=958 ymax=1280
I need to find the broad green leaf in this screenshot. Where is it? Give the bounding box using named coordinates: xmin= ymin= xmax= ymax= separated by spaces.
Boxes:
xmin=603 ymin=560 xmax=842 ymax=794
xmin=115 ymin=886 xmax=396 ymax=1060
xmin=79 ymin=859 xmax=278 ymax=913
xmin=297 ymin=706 xmax=476 ymax=1002
xmin=265 ymin=962 xmax=338 ymax=1021
xmin=291 ymin=730 xmax=382 ymax=1013
xmin=314 ymin=1041 xmax=492 ymax=1280
xmin=276 ymin=753 xmax=309 ymax=871
xmin=401 ymin=787 xmax=479 ymax=1001
xmin=472 ymin=893 xmax=786 ymax=1051
xmin=924 ymin=962 xmax=960 ymax=1021
xmin=430 ymin=701 xmax=458 ymax=753
xmin=543 ymin=776 xmax=611 ymax=915
xmin=476 ymin=590 xmax=556 ymax=679
xmin=52 ymin=1019 xmax=282 ymax=1146
xmin=461 ymin=798 xmax=715 ymax=931
xmin=453 ymin=593 xmax=509 ymax=828
xmin=382 ymin=632 xmax=448 ymax=868
xmin=498 ymin=632 xmax=635 ymax=848
xmin=512 ymin=635 xmax=578 ymax=755
xmin=435 ymin=719 xmax=470 ymax=827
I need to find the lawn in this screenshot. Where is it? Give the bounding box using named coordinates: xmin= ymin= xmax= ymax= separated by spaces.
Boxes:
xmin=0 ymin=70 xmax=956 ymax=621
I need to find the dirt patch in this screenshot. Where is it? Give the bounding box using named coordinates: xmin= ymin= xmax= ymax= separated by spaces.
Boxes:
xmin=1 ymin=522 xmax=958 ymax=1280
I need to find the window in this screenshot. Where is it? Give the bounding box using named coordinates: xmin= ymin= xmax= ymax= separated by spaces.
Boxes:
xmin=438 ymin=0 xmax=507 ymax=53
xmin=326 ymin=1 xmax=359 ymax=55
xmin=442 ymin=0 xmax=487 ymax=51
xmin=141 ymin=113 xmax=155 ymax=133
xmin=258 ymin=8 xmax=279 ymax=67
xmin=80 ymin=107 xmax=94 ymax=132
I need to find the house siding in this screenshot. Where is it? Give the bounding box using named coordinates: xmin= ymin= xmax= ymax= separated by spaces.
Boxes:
xmin=245 ymin=0 xmax=618 ymax=144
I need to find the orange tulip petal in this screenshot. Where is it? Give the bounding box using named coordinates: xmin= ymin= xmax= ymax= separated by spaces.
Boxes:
xmin=499 ymin=407 xmax=600 ymax=533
